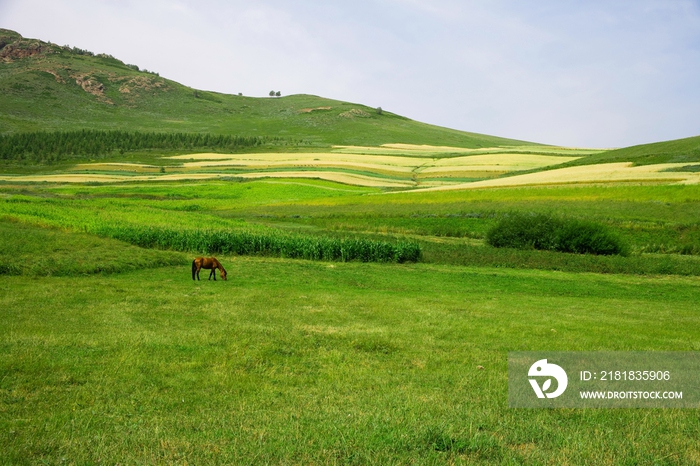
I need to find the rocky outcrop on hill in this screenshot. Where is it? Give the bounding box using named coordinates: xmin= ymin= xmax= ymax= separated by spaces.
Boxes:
xmin=0 ymin=29 xmax=170 ymax=106
xmin=339 ymin=108 xmax=372 ymax=118
xmin=0 ymin=30 xmax=46 ymax=62
xmin=72 ymin=74 xmax=112 ymax=104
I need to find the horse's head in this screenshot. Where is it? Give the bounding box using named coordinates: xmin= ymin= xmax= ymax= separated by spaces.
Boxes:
xmin=221 ymin=269 xmax=227 ymax=281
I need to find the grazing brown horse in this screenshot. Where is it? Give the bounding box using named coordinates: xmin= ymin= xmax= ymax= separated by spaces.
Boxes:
xmin=192 ymin=257 xmax=227 ymax=281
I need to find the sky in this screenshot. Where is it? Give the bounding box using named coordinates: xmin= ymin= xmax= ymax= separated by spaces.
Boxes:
xmin=1 ymin=0 xmax=699 ymax=148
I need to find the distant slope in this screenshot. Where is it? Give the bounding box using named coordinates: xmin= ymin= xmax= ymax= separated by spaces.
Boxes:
xmin=0 ymin=29 xmax=533 ymax=148
xmin=564 ymin=135 xmax=700 ymax=167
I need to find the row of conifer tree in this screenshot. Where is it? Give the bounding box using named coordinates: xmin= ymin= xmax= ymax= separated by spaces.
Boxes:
xmin=0 ymin=130 xmax=286 ymax=162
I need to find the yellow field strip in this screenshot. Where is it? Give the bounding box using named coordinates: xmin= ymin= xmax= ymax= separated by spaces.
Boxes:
xmin=180 ymin=159 xmax=416 ymax=175
xmin=408 ymin=163 xmax=700 ymax=192
xmin=422 ymin=154 xmax=579 ymax=171
xmin=415 ymin=171 xmax=508 ymax=179
xmin=169 ymin=152 xmax=422 ymax=167
xmin=0 ymin=173 xmax=228 ymax=183
xmin=333 ymin=144 xmax=604 ymax=157
xmin=0 ymin=171 xmax=413 ymax=188
xmin=73 ymin=163 xmax=161 ymax=172
xmin=232 ymin=171 xmax=414 ymax=187
xmin=166 ymin=152 xmax=578 ymax=175
xmin=379 ymin=143 xmax=605 ymax=155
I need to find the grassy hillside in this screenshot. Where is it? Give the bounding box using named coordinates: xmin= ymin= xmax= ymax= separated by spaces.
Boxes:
xmin=0 ymin=29 xmax=531 ymax=148
xmin=563 ymin=134 xmax=700 ymax=167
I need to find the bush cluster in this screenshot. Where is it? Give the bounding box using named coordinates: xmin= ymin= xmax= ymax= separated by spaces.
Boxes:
xmin=486 ymin=213 xmax=629 ymax=256
xmin=92 ymin=225 xmax=421 ymax=263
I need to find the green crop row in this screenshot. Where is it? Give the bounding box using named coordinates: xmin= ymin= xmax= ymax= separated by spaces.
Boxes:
xmin=92 ymin=224 xmax=421 ymax=263
xmin=0 ymin=195 xmax=420 ymax=263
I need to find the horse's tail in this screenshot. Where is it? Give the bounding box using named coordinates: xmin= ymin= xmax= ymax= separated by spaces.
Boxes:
xmin=191 ymin=260 xmax=196 ymax=280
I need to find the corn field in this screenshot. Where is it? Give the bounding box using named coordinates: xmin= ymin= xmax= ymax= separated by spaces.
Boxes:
xmin=92 ymin=224 xmax=421 ymax=263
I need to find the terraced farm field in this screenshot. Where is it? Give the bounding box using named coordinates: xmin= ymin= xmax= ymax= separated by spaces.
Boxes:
xmin=0 ymin=144 xmax=587 ymax=188
xmin=415 ymin=162 xmax=700 ymax=192
xmin=5 ymin=143 xmax=699 ymax=191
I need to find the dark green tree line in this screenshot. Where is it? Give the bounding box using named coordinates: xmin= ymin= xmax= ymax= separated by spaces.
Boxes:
xmin=0 ymin=130 xmax=287 ymax=162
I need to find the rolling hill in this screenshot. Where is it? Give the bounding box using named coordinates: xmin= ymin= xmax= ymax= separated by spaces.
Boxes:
xmin=0 ymin=28 xmax=532 ymax=148
xmin=2 ymin=28 xmax=699 ymax=189
xmin=563 ymin=134 xmax=700 ymax=167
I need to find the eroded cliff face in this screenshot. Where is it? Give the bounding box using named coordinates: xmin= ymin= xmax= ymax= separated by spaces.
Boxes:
xmin=0 ymin=30 xmax=46 ymax=61
xmin=0 ymin=29 xmax=171 ymax=106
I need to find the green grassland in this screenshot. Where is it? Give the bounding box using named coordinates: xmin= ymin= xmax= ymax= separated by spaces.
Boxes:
xmin=0 ymin=218 xmax=187 ymax=275
xmin=1 ymin=179 xmax=699 ymax=464
xmin=2 ymin=256 xmax=700 ymax=463
xmin=2 ymin=28 xmax=700 ymax=464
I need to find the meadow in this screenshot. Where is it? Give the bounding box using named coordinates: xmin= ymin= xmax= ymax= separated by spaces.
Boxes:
xmin=2 ymin=249 xmax=700 ymax=463
xmin=1 ymin=175 xmax=700 ymax=464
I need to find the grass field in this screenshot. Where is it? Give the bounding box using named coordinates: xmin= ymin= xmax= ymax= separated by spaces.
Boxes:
xmin=563 ymin=135 xmax=700 ymax=167
xmin=2 ymin=179 xmax=700 ymax=266
xmin=3 ymin=158 xmax=700 ymax=464
xmin=2 ymin=256 xmax=700 ymax=464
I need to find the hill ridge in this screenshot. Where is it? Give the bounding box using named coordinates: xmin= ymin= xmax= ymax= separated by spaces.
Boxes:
xmin=0 ymin=28 xmax=535 ymax=149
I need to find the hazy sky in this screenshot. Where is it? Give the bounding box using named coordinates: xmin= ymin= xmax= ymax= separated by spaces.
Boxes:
xmin=2 ymin=0 xmax=699 ymax=147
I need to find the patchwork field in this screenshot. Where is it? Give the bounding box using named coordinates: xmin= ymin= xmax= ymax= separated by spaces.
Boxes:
xmin=4 ymin=143 xmax=699 ymax=191
xmin=0 ymin=144 xmax=588 ymax=188
xmin=415 ymin=162 xmax=700 ymax=192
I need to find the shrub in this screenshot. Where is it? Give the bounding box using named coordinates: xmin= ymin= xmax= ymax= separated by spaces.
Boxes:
xmin=486 ymin=213 xmax=629 ymax=256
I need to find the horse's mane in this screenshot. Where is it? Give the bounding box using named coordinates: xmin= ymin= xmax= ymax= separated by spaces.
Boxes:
xmin=217 ymin=259 xmax=226 ymax=273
